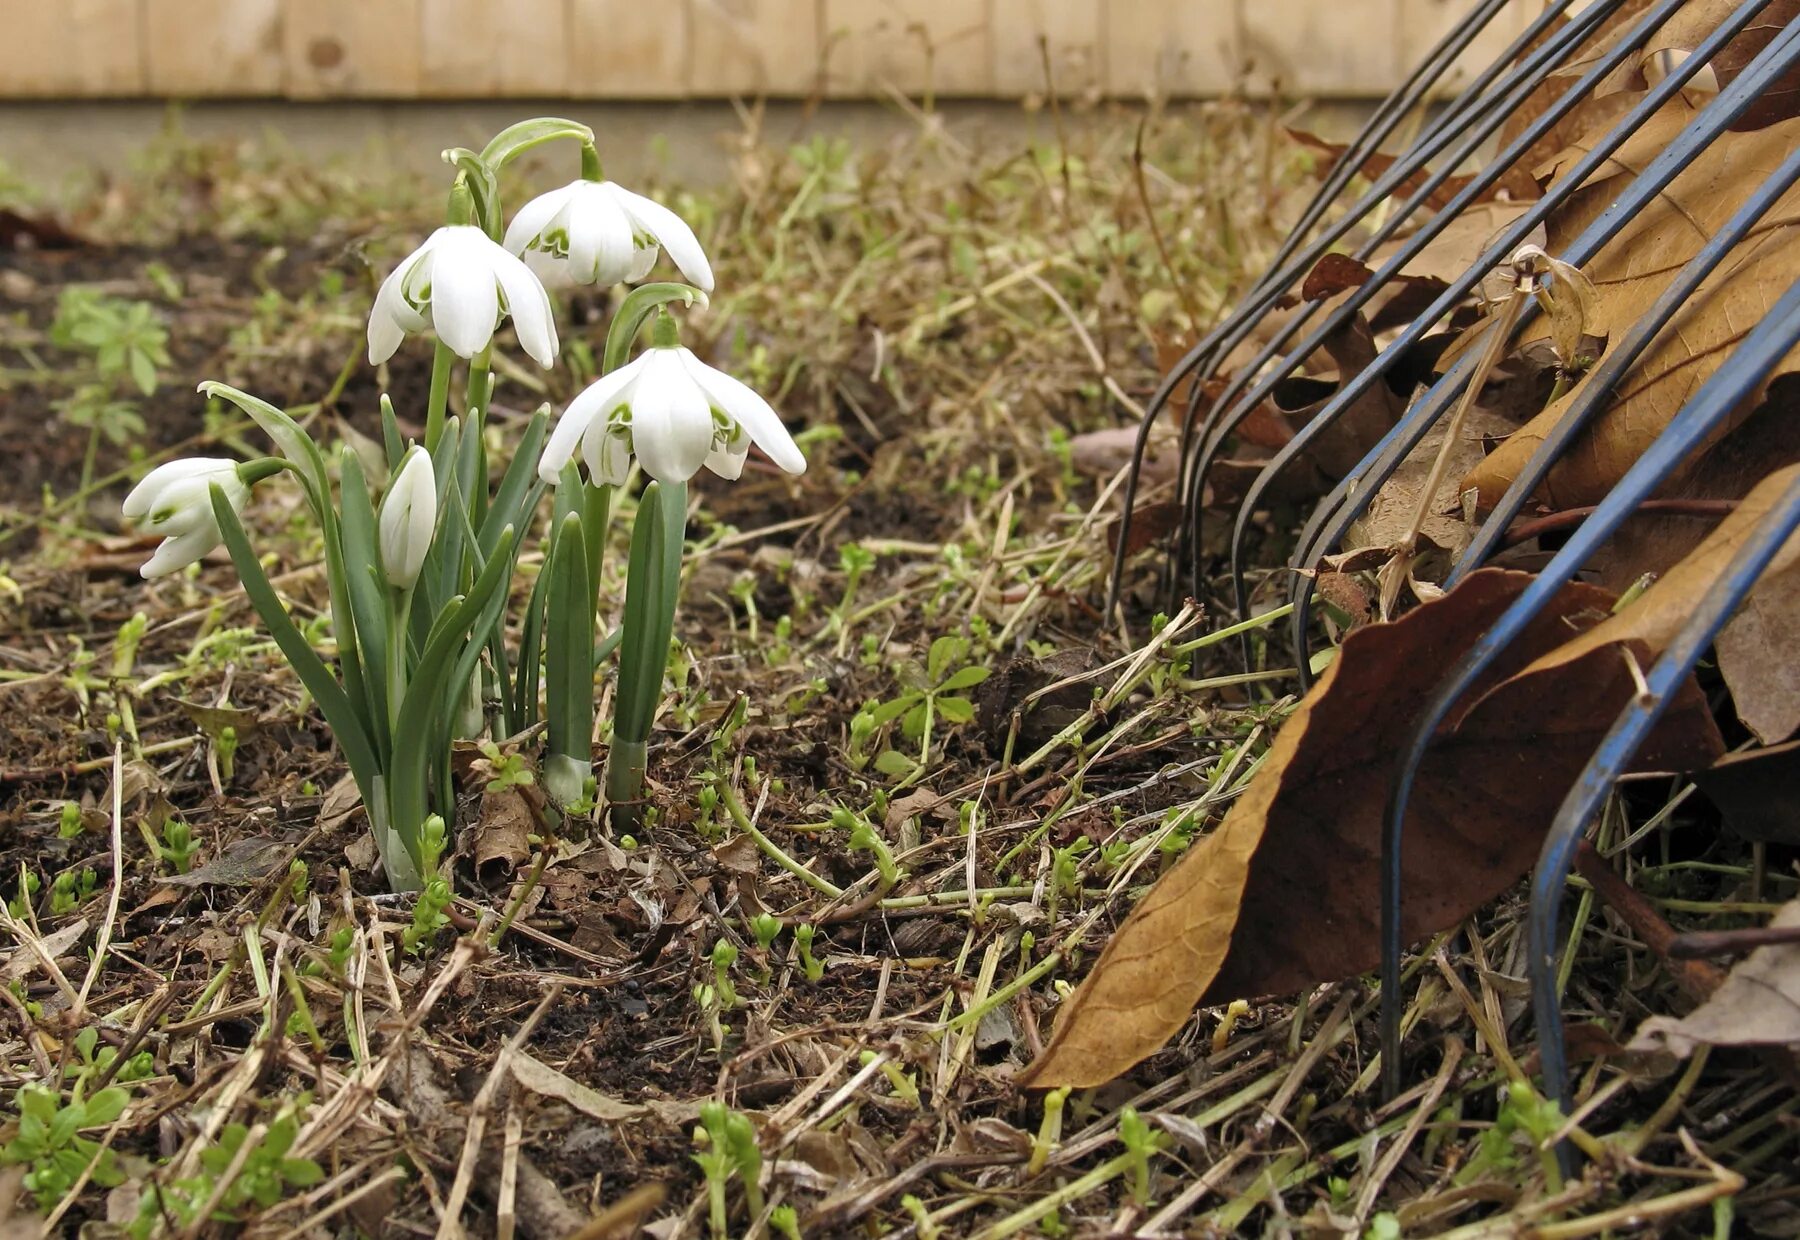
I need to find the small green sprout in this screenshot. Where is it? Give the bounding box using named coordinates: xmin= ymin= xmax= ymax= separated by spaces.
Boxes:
xmin=847 ymin=709 xmax=877 ymax=771
xmin=152 ymin=819 xmax=200 ymax=875
xmin=215 ymin=725 xmax=238 ymax=783
xmin=7 ymin=871 xmax=41 ymax=919
xmin=722 ymin=1108 xmax=765 ymax=1220
xmin=711 ymin=940 xmax=740 ymax=1009
xmin=750 ymin=913 xmax=782 ymax=951
xmin=836 ymin=808 xmax=898 ymax=887
xmin=770 ymin=1203 xmax=802 ymax=1240
xmin=794 ymin=923 xmax=825 ymax=982
xmin=859 ymin=1050 xmax=920 ymax=1108
xmin=901 ymin=1194 xmax=939 ymax=1239
xmin=49 ymin=869 xmax=97 ymax=916
xmin=1029 ymin=1086 xmax=1069 ymax=1176
xmin=1117 ymin=1107 xmax=1164 ymax=1207
xmin=478 ymin=740 xmax=536 ymax=791
xmin=57 ymin=803 xmax=84 ymax=840
xmin=2 ymin=1083 xmax=130 ymax=1210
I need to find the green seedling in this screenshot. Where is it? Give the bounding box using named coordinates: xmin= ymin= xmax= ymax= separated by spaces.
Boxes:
xmin=835 ymin=808 xmax=899 ymax=888
xmin=1028 ymin=1086 xmax=1069 ymax=1177
xmin=901 ymin=1194 xmax=939 ymax=1240
xmin=794 ymin=924 xmax=825 ymax=982
xmin=215 ymin=726 xmax=238 ymax=783
xmin=847 ymin=709 xmax=877 ymax=771
xmin=49 ymin=869 xmax=97 ymax=916
xmin=129 ymin=1103 xmax=322 ymax=1235
xmin=2 ymin=1083 xmax=129 ymax=1211
xmin=57 ymin=803 xmax=84 ymax=840
xmin=710 ymin=940 xmax=740 ymax=1009
xmin=863 ymin=634 xmax=990 ymax=780
xmin=1117 ymin=1107 xmax=1164 ymax=1207
xmin=151 ymin=819 xmax=200 ymax=875
xmin=68 ymin=1027 xmax=153 ymax=1087
xmin=749 ymin=913 xmax=782 ymax=951
xmin=478 ymin=740 xmax=536 ymax=791
xmin=770 ymin=1204 xmax=801 ymax=1240
xmin=859 ymin=1050 xmax=920 ymax=1108
xmin=7 ymin=871 xmax=41 ymax=920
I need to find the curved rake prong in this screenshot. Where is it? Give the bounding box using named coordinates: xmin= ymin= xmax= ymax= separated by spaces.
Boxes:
xmin=1132 ymin=0 xmax=1591 ymax=610
xmin=1181 ymin=0 xmax=1621 ymax=608
xmin=1531 ymin=469 xmax=1800 ymax=1176
xmin=1374 ymin=270 xmax=1800 ymax=1099
xmin=1220 ymin=0 xmax=1754 ymax=659
xmin=1282 ymin=2 xmax=1798 ymax=683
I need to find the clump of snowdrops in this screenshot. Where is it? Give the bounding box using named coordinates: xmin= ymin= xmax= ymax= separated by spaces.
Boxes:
xmin=123 ymin=118 xmax=806 ymax=891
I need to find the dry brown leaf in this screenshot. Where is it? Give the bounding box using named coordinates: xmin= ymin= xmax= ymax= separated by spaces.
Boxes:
xmin=1627 ymin=898 xmax=1800 ymax=1057
xmin=1465 ymin=113 xmax=1800 ymax=511
xmin=1716 ymin=525 xmax=1800 ymax=743
xmin=1694 ymin=739 xmax=1800 ymax=845
xmin=1020 ymin=568 xmax=1722 ymax=1087
xmin=472 ymin=787 xmax=535 ymax=884
xmin=1286 ymin=128 xmax=1540 ymax=211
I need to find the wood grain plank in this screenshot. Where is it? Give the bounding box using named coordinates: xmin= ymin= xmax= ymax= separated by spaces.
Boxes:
xmin=991 ymin=0 xmax=1103 ymax=96
xmin=823 ymin=0 xmax=992 ymax=97
xmin=689 ymin=0 xmax=821 ymax=95
xmin=420 ymin=0 xmax=569 ymax=96
xmin=144 ymin=0 xmax=283 ymax=96
xmin=569 ymin=0 xmax=690 ymax=97
xmin=1400 ymin=0 xmax=1532 ymax=96
xmin=1104 ymin=0 xmax=1238 ymax=98
xmin=283 ymin=0 xmax=422 ymax=97
xmin=1241 ymin=0 xmax=1405 ymax=96
xmin=0 ymin=0 xmax=145 ymax=97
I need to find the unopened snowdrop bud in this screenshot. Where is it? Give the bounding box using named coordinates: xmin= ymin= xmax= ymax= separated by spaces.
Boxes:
xmin=538 ymin=338 xmax=806 ymax=489
xmin=122 ymin=458 xmax=250 ymax=579
xmin=379 ymin=447 xmax=437 ymax=590
xmin=368 ymin=226 xmax=559 ymax=368
xmin=504 ymin=180 xmax=713 ymax=292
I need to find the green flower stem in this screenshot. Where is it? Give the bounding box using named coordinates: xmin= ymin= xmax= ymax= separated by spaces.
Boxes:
xmin=387 ymin=588 xmax=413 ymax=732
xmin=581 ymin=141 xmax=603 ymax=181
xmin=424 ymin=341 xmax=455 ymax=453
xmin=604 ymin=285 xmax=707 ymax=373
xmin=465 ymin=345 xmax=493 ymax=435
xmin=544 ymin=511 xmax=595 ymax=810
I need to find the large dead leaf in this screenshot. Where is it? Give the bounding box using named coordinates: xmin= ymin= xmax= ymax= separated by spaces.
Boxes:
xmin=1464 ymin=113 xmax=1800 ymax=511
xmin=1287 ymin=129 xmax=1539 ymax=211
xmin=1627 ymin=897 xmax=1800 ymax=1057
xmin=1022 ymin=567 xmax=1724 ymax=1088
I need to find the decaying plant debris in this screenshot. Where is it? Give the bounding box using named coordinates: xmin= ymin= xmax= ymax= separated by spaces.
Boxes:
xmin=0 ymin=34 xmax=1797 ymax=1238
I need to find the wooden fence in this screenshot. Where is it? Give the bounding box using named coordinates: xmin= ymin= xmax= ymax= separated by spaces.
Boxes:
xmin=4 ymin=0 xmax=1532 ymax=100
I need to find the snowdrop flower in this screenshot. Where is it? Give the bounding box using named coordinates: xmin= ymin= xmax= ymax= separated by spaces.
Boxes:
xmin=503 ymin=181 xmax=713 ymax=293
xmin=122 ymin=458 xmax=249 ymax=579
xmin=539 ymin=346 xmax=805 ymax=488
xmin=368 ymin=226 xmax=559 ymax=368
xmin=379 ymin=447 xmax=437 ymax=590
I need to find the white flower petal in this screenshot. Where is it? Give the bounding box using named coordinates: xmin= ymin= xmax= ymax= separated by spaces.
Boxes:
xmin=379 ymin=446 xmax=437 ymax=589
xmin=142 ymin=526 xmax=217 ymax=579
xmin=704 ymin=434 xmax=750 ymax=481
xmin=679 ymin=349 xmax=806 ymax=475
xmin=491 ymin=246 xmax=560 ymax=367
xmin=123 ymin=458 xmax=233 ymax=520
xmin=426 ymin=228 xmax=503 ymax=359
xmin=502 ymin=182 xmax=580 ymax=257
xmin=624 ymin=243 xmax=660 ymax=284
xmin=583 ymin=424 xmax=635 ymax=487
xmin=629 ymin=351 xmax=714 ymax=483
xmin=539 ymin=359 xmax=644 ymax=484
xmin=368 ymin=243 xmax=432 ymax=364
xmin=568 ymin=184 xmax=638 ymax=286
xmin=609 ymin=184 xmax=714 ymax=292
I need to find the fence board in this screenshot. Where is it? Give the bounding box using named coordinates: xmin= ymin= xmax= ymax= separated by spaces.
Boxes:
xmin=823 ymin=0 xmax=993 ymax=97
xmin=421 ymin=0 xmax=569 ymax=96
xmin=991 ymin=0 xmax=1104 ymax=97
xmin=145 ymin=0 xmax=283 ymax=95
xmin=1242 ymin=0 xmax=1404 ymax=96
xmin=283 ymin=0 xmax=421 ymax=97
xmin=570 ymin=0 xmax=691 ymax=97
xmin=1105 ymin=0 xmax=1238 ymax=98
xmin=1401 ymin=0 xmax=1533 ymax=94
xmin=690 ymin=0 xmax=822 ymax=95
xmin=2 ymin=0 xmax=144 ymax=97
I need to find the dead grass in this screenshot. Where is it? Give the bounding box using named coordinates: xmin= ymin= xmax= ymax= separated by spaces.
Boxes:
xmin=0 ymin=101 xmax=1792 ymax=1239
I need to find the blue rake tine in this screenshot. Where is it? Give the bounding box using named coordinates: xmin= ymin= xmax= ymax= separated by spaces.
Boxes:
xmin=1109 ymin=0 xmax=1587 ymax=615
xmin=1185 ymin=0 xmax=1632 ymax=581
xmin=1182 ymin=0 xmax=1631 ymax=610
xmin=1279 ymin=3 xmax=1799 ymax=683
xmin=1375 ymin=271 xmax=1800 ymax=1099
xmin=1531 ymin=468 xmax=1800 ymax=1175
